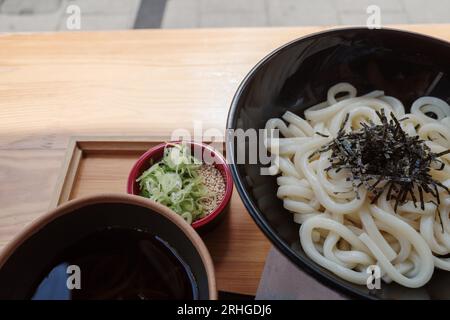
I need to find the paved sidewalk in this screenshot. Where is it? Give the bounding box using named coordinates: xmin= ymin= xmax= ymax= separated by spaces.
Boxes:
xmin=162 ymin=0 xmax=450 ymax=28
xmin=0 ymin=0 xmax=141 ymax=32
xmin=0 ymin=0 xmax=449 ymax=32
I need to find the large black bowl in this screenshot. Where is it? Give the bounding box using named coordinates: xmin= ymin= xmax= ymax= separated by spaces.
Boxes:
xmin=226 ymin=27 xmax=450 ymax=299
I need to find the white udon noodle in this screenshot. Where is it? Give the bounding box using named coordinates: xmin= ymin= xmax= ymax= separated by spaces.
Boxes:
xmin=265 ymin=83 xmax=450 ymax=288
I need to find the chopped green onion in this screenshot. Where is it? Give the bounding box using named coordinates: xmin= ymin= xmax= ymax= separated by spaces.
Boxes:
xmin=137 ymin=143 xmax=210 ymax=224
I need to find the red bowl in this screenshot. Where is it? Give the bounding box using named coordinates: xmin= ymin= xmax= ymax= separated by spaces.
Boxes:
xmin=127 ymin=141 xmax=233 ymax=231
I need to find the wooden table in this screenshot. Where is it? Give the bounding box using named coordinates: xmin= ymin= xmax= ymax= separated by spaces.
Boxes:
xmin=0 ymin=24 xmax=449 ymax=295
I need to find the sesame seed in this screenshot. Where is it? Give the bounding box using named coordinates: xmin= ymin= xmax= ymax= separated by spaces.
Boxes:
xmin=198 ymin=164 xmax=226 ymax=214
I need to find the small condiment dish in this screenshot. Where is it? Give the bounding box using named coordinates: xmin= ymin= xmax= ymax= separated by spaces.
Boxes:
xmin=127 ymin=141 xmax=233 ymax=232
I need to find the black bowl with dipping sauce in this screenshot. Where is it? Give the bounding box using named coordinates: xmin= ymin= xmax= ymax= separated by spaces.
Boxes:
xmin=226 ymin=27 xmax=450 ymax=299
xmin=0 ymin=194 xmax=217 ymax=300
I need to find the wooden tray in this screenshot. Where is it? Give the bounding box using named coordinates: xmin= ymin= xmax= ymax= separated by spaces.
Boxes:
xmin=50 ymin=136 xmax=271 ymax=295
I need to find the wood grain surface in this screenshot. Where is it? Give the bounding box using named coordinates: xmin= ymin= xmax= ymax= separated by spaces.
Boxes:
xmin=1 ymin=25 xmax=449 ymax=294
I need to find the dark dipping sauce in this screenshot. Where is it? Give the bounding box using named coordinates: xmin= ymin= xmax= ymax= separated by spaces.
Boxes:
xmin=29 ymin=228 xmax=198 ymax=300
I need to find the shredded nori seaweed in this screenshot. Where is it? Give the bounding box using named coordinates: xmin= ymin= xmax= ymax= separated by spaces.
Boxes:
xmin=311 ymin=110 xmax=450 ymax=211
